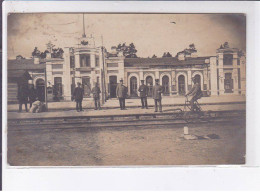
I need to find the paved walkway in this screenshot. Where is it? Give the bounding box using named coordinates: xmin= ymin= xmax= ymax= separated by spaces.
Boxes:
xmin=8 ymin=95 xmax=246 ymax=112
xmin=8 ymin=103 xmax=246 ymax=120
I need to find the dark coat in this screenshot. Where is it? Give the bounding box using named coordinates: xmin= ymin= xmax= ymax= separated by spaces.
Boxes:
xmin=17 ymin=84 xmax=29 ymax=103
xmin=187 ymin=83 xmax=202 ymax=99
xmin=91 ymin=86 xmax=101 ymax=99
xmin=152 ymin=84 xmax=163 ymax=100
xmin=138 ymin=84 xmax=148 ymax=97
xmin=73 ymin=87 xmax=84 ymax=101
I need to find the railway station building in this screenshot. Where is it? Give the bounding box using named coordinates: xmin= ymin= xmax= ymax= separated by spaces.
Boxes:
xmin=8 ymin=36 xmax=246 ymax=104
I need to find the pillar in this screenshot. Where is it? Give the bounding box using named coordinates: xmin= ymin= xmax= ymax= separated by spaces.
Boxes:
xmin=218 ymin=53 xmax=225 ymax=95
xmin=210 ymin=57 xmax=218 ymax=95
xmin=63 ymin=48 xmax=72 ymax=100
xmin=232 ymin=53 xmax=239 ymax=94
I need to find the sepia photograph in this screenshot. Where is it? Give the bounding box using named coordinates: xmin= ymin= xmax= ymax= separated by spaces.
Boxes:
xmin=6 ymin=13 xmax=246 ymax=166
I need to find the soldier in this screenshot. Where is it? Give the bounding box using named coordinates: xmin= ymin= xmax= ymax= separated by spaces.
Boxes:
xmin=138 ymin=80 xmax=148 ymax=109
xmin=185 ymin=77 xmax=203 ymax=112
xmin=17 ymin=83 xmax=29 ymax=112
xmin=152 ymin=79 xmax=163 ymax=112
xmin=91 ymin=82 xmax=101 ymax=110
xmin=116 ymin=79 xmax=127 ymax=110
xmin=72 ymin=82 xmax=84 ymax=112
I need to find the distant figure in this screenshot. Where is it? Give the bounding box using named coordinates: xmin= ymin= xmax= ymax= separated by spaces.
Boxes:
xmin=138 ymin=80 xmax=148 ymax=109
xmin=28 ymin=84 xmax=37 ymax=108
xmin=91 ymin=82 xmax=101 ymax=110
xmin=29 ymin=98 xmax=46 ymax=113
xmin=152 ymin=79 xmax=163 ymax=112
xmin=185 ymin=77 xmax=203 ymax=112
xmin=116 ymin=79 xmax=127 ymax=110
xmin=17 ymin=84 xmax=29 ymax=112
xmin=73 ymin=82 xmax=84 ymax=112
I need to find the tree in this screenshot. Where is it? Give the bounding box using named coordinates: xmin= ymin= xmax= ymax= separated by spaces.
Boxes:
xmin=40 ymin=50 xmax=50 ymax=59
xmin=116 ymin=42 xmax=138 ymax=58
xmin=52 ymin=48 xmax=64 ymax=58
xmin=46 ymin=41 xmax=55 ymax=53
xmin=152 ymin=54 xmax=157 ymax=58
xmin=175 ymin=43 xmax=197 ymax=57
xmin=32 ymin=47 xmax=41 ymax=58
xmin=162 ymin=52 xmax=172 ymax=58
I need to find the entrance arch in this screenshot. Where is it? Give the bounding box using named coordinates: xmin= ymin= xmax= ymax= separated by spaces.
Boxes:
xmin=178 ymin=75 xmax=186 ymax=95
xmin=146 ymin=76 xmax=153 ymax=97
xmin=109 ymin=76 xmax=117 ymax=98
xmin=162 ymin=75 xmax=170 ymax=96
xmin=36 ymin=78 xmax=45 ymax=101
xmin=130 ymin=76 xmax=138 ymax=97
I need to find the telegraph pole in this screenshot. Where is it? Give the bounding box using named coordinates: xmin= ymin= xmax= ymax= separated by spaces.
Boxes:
xmin=44 ymin=68 xmax=48 ymax=111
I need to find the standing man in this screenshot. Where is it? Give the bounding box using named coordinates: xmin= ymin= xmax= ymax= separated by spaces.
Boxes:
xmin=73 ymin=82 xmax=84 ymax=112
xmin=185 ymin=77 xmax=203 ymax=112
xmin=138 ymin=80 xmax=148 ymax=109
xmin=116 ymin=79 xmax=127 ymax=110
xmin=91 ymin=82 xmax=101 ymax=110
xmin=152 ymin=79 xmax=163 ymax=112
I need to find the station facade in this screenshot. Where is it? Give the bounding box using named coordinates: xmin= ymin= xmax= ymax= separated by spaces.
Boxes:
xmin=8 ymin=36 xmax=246 ymax=103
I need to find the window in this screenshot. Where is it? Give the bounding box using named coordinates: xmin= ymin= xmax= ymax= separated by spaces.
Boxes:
xmin=223 ymin=54 xmax=233 ymax=65
xmin=95 ymin=56 xmax=100 ymax=67
xmin=80 ymin=54 xmax=90 ymax=67
xmin=70 ymin=56 xmax=75 ymax=68
xmin=54 ymin=77 xmax=63 ymax=97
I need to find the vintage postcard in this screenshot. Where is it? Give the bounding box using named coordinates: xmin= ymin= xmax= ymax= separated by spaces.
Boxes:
xmin=6 ymin=13 xmax=246 ymax=166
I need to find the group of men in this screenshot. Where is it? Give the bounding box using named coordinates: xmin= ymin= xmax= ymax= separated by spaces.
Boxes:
xmin=72 ymin=82 xmax=101 ymax=112
xmin=72 ymin=76 xmax=202 ymax=112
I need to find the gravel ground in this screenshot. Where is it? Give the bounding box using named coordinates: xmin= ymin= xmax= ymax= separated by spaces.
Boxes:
xmin=7 ymin=119 xmax=245 ymax=166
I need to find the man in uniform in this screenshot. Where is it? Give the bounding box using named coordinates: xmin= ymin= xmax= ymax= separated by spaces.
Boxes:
xmin=73 ymin=82 xmax=84 ymax=112
xmin=152 ymin=79 xmax=163 ymax=112
xmin=116 ymin=79 xmax=127 ymax=110
xmin=91 ymin=82 xmax=101 ymax=110
xmin=185 ymin=77 xmax=203 ymax=112
xmin=138 ymin=80 xmax=148 ymax=109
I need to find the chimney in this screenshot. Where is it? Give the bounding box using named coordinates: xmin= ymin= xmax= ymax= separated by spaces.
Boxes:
xmin=34 ymin=57 xmax=40 ymax=64
xmin=178 ymin=53 xmax=185 ymax=60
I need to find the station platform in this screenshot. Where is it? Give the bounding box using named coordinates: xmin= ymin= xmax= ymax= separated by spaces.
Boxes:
xmin=7 ymin=95 xmax=246 ymax=113
xmin=8 ymin=103 xmax=246 ymax=121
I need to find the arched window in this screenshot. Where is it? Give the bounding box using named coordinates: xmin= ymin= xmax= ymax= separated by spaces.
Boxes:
xmin=146 ymin=76 xmax=153 ymax=97
xmin=162 ymin=75 xmax=170 ymax=96
xmin=130 ymin=76 xmax=138 ymax=97
xmin=178 ymin=75 xmax=186 ymax=95
xmin=194 ymin=74 xmax=201 ymax=86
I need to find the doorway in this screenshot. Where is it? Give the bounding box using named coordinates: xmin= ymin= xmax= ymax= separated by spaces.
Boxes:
xmin=36 ymin=78 xmax=45 ymax=101
xmin=162 ymin=75 xmax=170 ymax=96
xmin=82 ymin=76 xmax=91 ymax=97
xmin=109 ymin=76 xmax=117 ymax=98
xmin=224 ymin=73 xmax=233 ymax=93
xmin=178 ymin=75 xmax=186 ymax=95
xmin=146 ymin=76 xmax=153 ymax=97
xmin=130 ymin=76 xmax=138 ymax=97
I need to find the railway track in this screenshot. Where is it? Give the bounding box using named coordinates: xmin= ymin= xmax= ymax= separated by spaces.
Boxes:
xmin=8 ymin=110 xmax=245 ymax=132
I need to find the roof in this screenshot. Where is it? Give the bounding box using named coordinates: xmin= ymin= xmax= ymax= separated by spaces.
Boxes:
xmin=8 ymin=59 xmax=46 ymax=70
xmin=124 ymin=57 xmax=210 ymax=67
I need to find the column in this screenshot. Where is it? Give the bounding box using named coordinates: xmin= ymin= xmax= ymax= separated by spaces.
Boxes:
xmin=74 ymin=53 xmax=81 ymax=84
xmin=218 ymin=54 xmax=225 ymax=95
xmin=63 ymin=48 xmax=72 ymax=100
xmin=171 ymin=71 xmax=176 ymax=95
xmin=187 ymin=70 xmax=192 ymax=91
xmin=155 ymin=71 xmax=159 ymax=79
xmin=232 ymin=53 xmax=239 ymax=94
xmin=210 ymin=57 xmax=218 ymax=95
xmin=240 ymin=56 xmax=246 ymax=95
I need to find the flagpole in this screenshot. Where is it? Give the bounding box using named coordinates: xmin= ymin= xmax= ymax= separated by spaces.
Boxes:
xmin=44 ymin=68 xmax=48 ymax=111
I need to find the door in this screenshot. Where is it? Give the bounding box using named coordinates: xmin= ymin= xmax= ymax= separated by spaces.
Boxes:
xmin=178 ymin=75 xmax=186 ymax=95
xmin=130 ymin=76 xmax=138 ymax=97
xmin=146 ymin=76 xmax=153 ymax=97
xmin=224 ymin=73 xmax=233 ymax=93
xmin=36 ymin=78 xmax=45 ymax=101
xmin=162 ymin=75 xmax=170 ymax=96
xmin=109 ymin=76 xmax=117 ymax=98
xmin=54 ymin=77 xmax=63 ymax=97
xmin=82 ymin=76 xmax=91 ymax=97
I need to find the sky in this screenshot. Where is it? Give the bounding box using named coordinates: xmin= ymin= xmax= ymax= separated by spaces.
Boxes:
xmin=7 ymin=13 xmax=246 ymax=59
